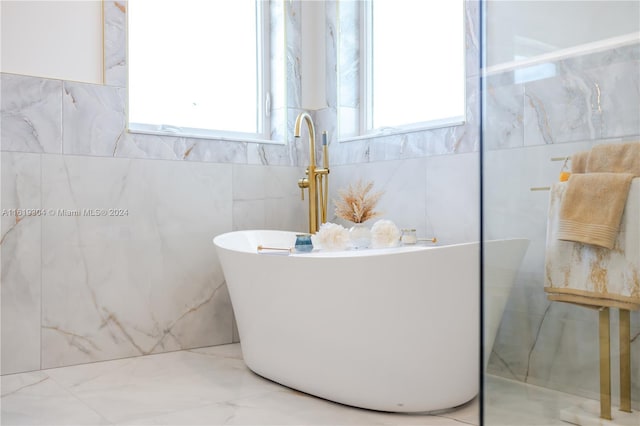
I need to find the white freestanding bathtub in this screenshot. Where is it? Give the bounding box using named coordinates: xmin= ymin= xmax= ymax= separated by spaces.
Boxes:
xmin=214 ymin=230 xmax=528 ymax=413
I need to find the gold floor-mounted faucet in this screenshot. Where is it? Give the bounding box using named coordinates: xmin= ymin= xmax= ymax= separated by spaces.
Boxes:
xmin=295 ymin=112 xmax=329 ymax=234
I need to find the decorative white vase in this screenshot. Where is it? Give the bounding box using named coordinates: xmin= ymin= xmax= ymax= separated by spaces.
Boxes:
xmin=349 ymin=223 xmax=371 ymax=249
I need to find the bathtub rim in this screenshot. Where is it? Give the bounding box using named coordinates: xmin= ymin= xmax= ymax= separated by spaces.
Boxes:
xmin=213 ymin=229 xmax=521 ymax=257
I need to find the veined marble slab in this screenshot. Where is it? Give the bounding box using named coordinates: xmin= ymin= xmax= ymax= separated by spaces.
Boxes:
xmin=40 ymin=155 xmax=234 ymax=368
xmin=104 ymin=1 xmax=127 ymax=87
xmin=1 ymin=153 xmax=42 ymax=374
xmin=1 ymin=74 xmax=62 ymax=153
xmin=62 ymin=81 xmax=126 ymax=156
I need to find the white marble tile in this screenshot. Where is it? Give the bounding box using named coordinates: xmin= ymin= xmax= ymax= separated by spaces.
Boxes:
xmin=233 ymin=165 xmax=269 ymax=200
xmin=264 ymin=197 xmax=308 ymax=233
xmin=1 ymin=73 xmax=62 ymax=153
xmin=491 ymin=43 xmax=640 ymax=148
xmin=325 ymin=1 xmax=338 ymax=109
xmin=368 ymin=134 xmax=407 ymax=162
xmin=1 ymin=152 xmax=42 ymax=374
xmin=45 ymin=349 xmax=283 ymax=424
xmin=1 ymin=371 xmax=110 ymax=425
xmin=116 ymin=388 xmax=475 ymax=426
xmin=484 ymin=82 xmax=525 ymax=150
xmin=465 ymin=1 xmax=481 ymax=79
xmin=232 ymin=165 xmax=307 ymax=232
xmin=333 ymin=138 xmax=371 ymax=165
xmin=104 ymin=1 xmax=127 ymax=87
xmin=285 ymin=0 xmax=302 ymax=110
xmin=182 ymin=138 xmax=249 ymax=164
xmin=232 ymin=199 xmax=267 ymax=231
xmin=560 ymin=399 xmax=640 ymax=426
xmin=254 ymin=141 xmax=297 ymax=167
xmin=313 ymin=107 xmax=338 ymax=148
xmin=15 ymin=343 xmax=630 ymax=426
xmin=592 ymin=60 xmax=640 ymax=139
xmin=560 ymin=42 xmax=640 ymax=73
xmin=426 ymin=152 xmax=480 ymax=245
xmin=522 ymin=57 xmax=640 ymax=146
xmin=291 ymin=107 xmax=312 ymax=164
xmin=62 ymin=81 xmax=126 ymax=156
xmin=485 ymin=375 xmax=588 ymax=426
xmin=264 ymin=166 xmax=307 ymax=199
xmin=114 ymin=132 xmax=189 ymax=161
xmin=40 ymin=155 xmax=234 ymax=368
xmin=329 ymin=159 xmax=429 ymax=238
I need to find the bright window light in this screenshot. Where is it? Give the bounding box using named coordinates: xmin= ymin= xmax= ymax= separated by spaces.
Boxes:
xmin=368 ymin=0 xmax=465 ymax=131
xmin=128 ymin=0 xmax=265 ymax=138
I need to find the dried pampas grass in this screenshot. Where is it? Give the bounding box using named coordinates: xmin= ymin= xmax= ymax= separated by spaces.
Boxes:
xmin=334 ymin=179 xmax=383 ymax=224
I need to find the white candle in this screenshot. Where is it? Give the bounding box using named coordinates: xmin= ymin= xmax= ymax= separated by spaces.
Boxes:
xmin=401 ymin=229 xmax=417 ymax=244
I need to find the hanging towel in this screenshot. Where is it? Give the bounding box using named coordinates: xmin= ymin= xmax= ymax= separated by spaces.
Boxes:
xmin=570 ymin=150 xmax=590 ymax=173
xmin=557 ymin=142 xmax=640 ymax=249
xmin=585 ymin=142 xmax=640 ymax=175
xmin=545 ymin=178 xmax=640 ymax=310
xmin=557 ymin=173 xmax=634 ymax=249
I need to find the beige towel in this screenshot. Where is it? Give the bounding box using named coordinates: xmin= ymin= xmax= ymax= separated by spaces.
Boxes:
xmin=571 ymin=150 xmax=590 ymax=173
xmin=558 ymin=142 xmax=639 ymax=248
xmin=557 ymin=172 xmax=634 ymax=249
xmin=586 ymin=142 xmax=640 ymax=175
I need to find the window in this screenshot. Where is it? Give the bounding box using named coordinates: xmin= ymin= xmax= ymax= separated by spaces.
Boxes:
xmin=362 ymin=0 xmax=465 ymax=135
xmin=128 ymin=0 xmax=272 ymax=141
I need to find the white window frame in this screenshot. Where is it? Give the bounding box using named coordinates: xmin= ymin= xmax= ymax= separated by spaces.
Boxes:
xmin=127 ymin=0 xmax=278 ymax=144
xmin=358 ymin=0 xmax=466 ymax=138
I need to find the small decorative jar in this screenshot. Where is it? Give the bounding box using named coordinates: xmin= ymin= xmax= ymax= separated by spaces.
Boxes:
xmin=349 ymin=223 xmax=372 ymax=249
xmin=294 ymin=234 xmax=313 ymax=252
xmin=400 ymin=229 xmax=417 ymax=245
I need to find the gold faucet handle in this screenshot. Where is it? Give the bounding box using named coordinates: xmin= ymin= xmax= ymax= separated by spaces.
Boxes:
xmin=298 ymin=177 xmax=309 ymax=200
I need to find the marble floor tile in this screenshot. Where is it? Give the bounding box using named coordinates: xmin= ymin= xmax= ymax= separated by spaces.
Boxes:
xmin=485 ymin=374 xmax=595 ymax=426
xmin=116 ymin=389 xmax=476 ymax=426
xmin=43 ymin=348 xmax=282 ymax=424
xmin=1 ymin=371 xmax=110 ymax=425
xmin=3 ymin=343 xmax=609 ymax=426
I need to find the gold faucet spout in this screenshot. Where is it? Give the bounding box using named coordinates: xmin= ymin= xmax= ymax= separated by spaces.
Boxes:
xmin=294 ymin=112 xmax=316 ymax=170
xmin=295 ymin=112 xmax=329 ymax=234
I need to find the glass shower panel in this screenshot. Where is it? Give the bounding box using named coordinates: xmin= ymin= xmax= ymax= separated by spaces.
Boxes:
xmin=482 ymin=1 xmax=640 ymax=425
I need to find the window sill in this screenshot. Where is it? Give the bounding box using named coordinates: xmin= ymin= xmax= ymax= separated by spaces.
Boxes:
xmin=127 ymin=124 xmax=285 ymax=145
xmin=338 ymin=116 xmax=466 ymax=143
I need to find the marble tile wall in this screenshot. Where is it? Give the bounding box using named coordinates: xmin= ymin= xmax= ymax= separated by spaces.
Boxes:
xmin=329 ymin=153 xmax=480 ymax=246
xmin=1 ymin=153 xmax=42 ymax=374
xmin=0 ymin=0 xmax=307 ymax=374
xmin=0 ymin=151 xmax=304 ymax=373
xmin=0 ymin=71 xmax=303 ymax=167
xmin=483 ymin=40 xmax=640 ymax=407
xmin=40 ymin=155 xmax=235 ymax=369
xmin=483 ymin=42 xmax=640 ymax=150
